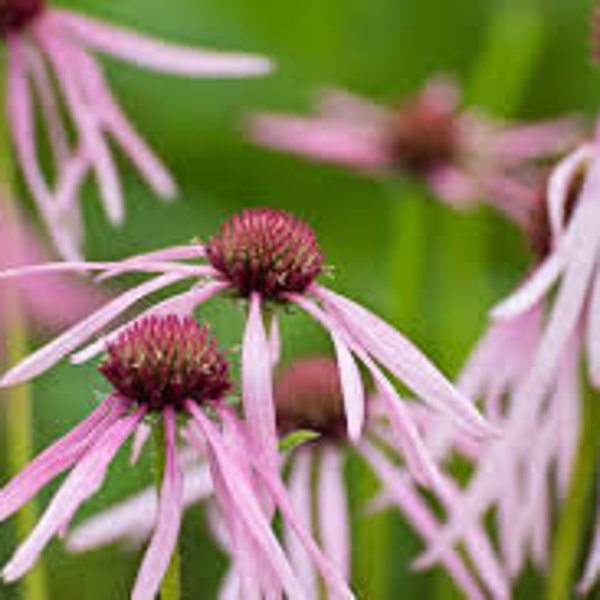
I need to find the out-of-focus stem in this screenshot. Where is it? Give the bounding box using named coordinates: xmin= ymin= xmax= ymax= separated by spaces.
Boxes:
xmin=0 ymin=51 xmax=48 ymax=600
xmin=547 ymin=387 xmax=598 ymax=600
xmin=153 ymin=424 xmax=181 ymax=600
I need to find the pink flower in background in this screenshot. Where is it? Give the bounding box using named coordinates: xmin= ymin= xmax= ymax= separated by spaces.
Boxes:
xmin=0 ymin=205 xmax=104 ymax=344
xmin=0 ymin=208 xmax=495 ymax=493
xmin=66 ymin=356 xmax=501 ymax=600
xmin=1 ymin=0 xmax=272 ymax=259
xmin=414 ymin=131 xmax=600 ymax=589
xmin=0 ymin=316 xmax=353 ymax=599
xmin=246 ymin=78 xmax=579 ymax=225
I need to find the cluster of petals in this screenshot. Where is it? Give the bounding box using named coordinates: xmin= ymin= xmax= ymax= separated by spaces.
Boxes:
xmin=66 ymin=356 xmax=499 ymax=599
xmin=0 ymin=209 xmax=495 ymax=497
xmin=4 ymin=0 xmax=272 ymax=259
xmin=413 ymin=131 xmax=600 ymax=592
xmin=246 ymin=77 xmax=579 ymax=225
xmin=0 ymin=316 xmax=353 ymax=599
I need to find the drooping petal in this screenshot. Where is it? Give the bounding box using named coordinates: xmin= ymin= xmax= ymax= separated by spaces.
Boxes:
xmin=330 ymin=332 xmax=365 ymax=441
xmin=0 ymin=395 xmax=124 ymax=522
xmin=187 ymin=403 xmax=306 ymax=600
xmin=247 ymin=113 xmax=389 ymax=173
xmin=131 ymin=408 xmax=184 ymax=600
xmin=67 ymin=463 xmax=212 ymax=552
xmin=318 ymin=447 xmax=350 ymax=580
xmin=242 ymin=293 xmax=278 ymax=471
xmin=285 ymin=449 xmax=318 ymax=599
xmin=50 ymin=11 xmax=273 ymax=77
xmin=313 ymin=286 xmax=495 ymax=437
xmin=35 ymin=28 xmax=124 ymax=225
xmin=1 ymin=271 xmax=186 ymax=386
xmin=586 ymin=262 xmax=600 ymax=387
xmin=68 ymin=43 xmax=177 ymax=199
xmin=358 ymin=442 xmax=488 ymax=600
xmin=3 ymin=409 xmax=143 ymax=582
xmin=547 ymin=144 xmax=595 ymax=240
xmin=71 ymin=281 xmax=227 ymax=364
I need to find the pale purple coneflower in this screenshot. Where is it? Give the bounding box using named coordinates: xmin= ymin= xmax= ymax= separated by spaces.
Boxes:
xmin=0 ymin=315 xmax=353 ymax=600
xmin=0 ymin=208 xmax=495 ymax=490
xmin=246 ymin=78 xmax=579 ymax=225
xmin=66 ymin=356 xmax=498 ymax=600
xmin=1 ymin=0 xmax=272 ymax=259
xmin=413 ymin=130 xmax=600 ymax=587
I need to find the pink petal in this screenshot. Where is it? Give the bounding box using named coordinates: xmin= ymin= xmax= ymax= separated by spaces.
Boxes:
xmin=68 ymin=43 xmax=177 ymax=199
xmin=67 ymin=464 xmax=212 ymax=552
xmin=285 ymin=449 xmax=318 ymax=599
xmin=188 ymin=403 xmax=306 ymax=599
xmin=131 ymin=409 xmax=184 ymax=600
xmin=71 ymin=281 xmax=226 ymax=364
xmin=313 ymin=286 xmax=495 ymax=437
xmin=547 ymin=145 xmax=594 ymax=240
xmin=318 ymin=447 xmax=350 ymax=580
xmin=1 ymin=271 xmax=186 ymax=386
xmin=249 ymin=445 xmax=355 ymax=599
xmin=242 ymin=293 xmax=278 ymax=471
xmin=36 ymin=27 xmax=124 ymax=225
xmin=50 ymin=10 xmax=273 ymax=77
xmin=358 ymin=442 xmax=487 ymax=600
xmin=3 ymin=409 xmax=143 ymax=582
xmin=330 ymin=332 xmax=365 ymax=441
xmin=0 ymin=395 xmax=124 ymax=521
xmin=587 ymin=267 xmax=600 ymax=387
xmin=247 ymin=113 xmax=389 ymax=173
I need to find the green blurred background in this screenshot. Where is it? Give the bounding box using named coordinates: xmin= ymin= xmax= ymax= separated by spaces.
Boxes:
xmin=2 ymin=0 xmax=600 ymax=597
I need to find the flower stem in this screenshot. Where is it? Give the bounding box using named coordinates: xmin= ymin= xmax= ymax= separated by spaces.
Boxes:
xmin=153 ymin=424 xmax=181 ymax=600
xmin=547 ymin=386 xmax=599 ymax=600
xmin=0 ymin=49 xmax=48 ymax=600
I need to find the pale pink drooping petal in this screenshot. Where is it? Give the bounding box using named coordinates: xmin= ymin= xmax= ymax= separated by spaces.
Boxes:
xmin=2 ymin=410 xmax=143 ymax=582
xmin=0 ymin=271 xmax=185 ymax=387
xmin=318 ymin=447 xmax=350 ymax=581
xmin=313 ymin=285 xmax=495 ymax=437
xmin=242 ymin=293 xmax=278 ymax=470
xmin=131 ymin=409 xmax=184 ymax=600
xmin=67 ymin=463 xmax=212 ymax=552
xmin=285 ymin=450 xmax=318 ymax=600
xmin=50 ymin=11 xmax=273 ymax=77
xmin=0 ymin=395 xmax=124 ymax=522
xmin=330 ymin=332 xmax=365 ymax=441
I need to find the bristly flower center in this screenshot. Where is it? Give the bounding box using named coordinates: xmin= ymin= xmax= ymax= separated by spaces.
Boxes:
xmin=275 ymin=358 xmax=350 ymax=443
xmin=99 ymin=315 xmax=231 ymax=413
xmin=388 ymin=96 xmax=459 ymax=174
xmin=0 ymin=0 xmax=45 ymax=36
xmin=206 ymin=209 xmax=324 ymax=302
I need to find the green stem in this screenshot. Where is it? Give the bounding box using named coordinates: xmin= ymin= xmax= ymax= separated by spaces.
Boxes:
xmin=0 ymin=49 xmax=48 ymax=600
xmin=153 ymin=424 xmax=181 ymax=600
xmin=547 ymin=387 xmax=599 ymax=600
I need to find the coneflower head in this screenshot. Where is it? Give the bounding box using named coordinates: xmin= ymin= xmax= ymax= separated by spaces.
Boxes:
xmin=206 ymin=209 xmax=324 ymax=302
xmin=275 ymin=357 xmax=350 ymax=442
xmin=99 ymin=315 xmax=231 ymax=412
xmin=0 ymin=0 xmax=45 ymax=36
